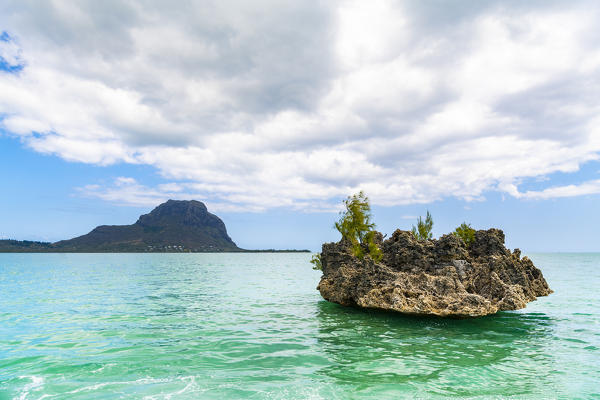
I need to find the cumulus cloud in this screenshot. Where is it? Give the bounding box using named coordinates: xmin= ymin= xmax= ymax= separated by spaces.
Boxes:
xmin=1 ymin=0 xmax=600 ymax=210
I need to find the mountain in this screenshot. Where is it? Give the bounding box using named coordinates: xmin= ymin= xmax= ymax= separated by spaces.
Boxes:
xmin=49 ymin=200 xmax=240 ymax=252
xmin=0 ymin=199 xmax=311 ymax=252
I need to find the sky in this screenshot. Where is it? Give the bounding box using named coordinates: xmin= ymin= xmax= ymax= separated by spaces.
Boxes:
xmin=1 ymin=0 xmax=599 ymax=252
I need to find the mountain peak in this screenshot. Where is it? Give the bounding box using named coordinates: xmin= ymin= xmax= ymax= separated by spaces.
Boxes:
xmin=136 ymin=199 xmax=210 ymax=227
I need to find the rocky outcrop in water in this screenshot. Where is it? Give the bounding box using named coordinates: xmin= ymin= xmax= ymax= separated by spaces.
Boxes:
xmin=317 ymin=229 xmax=552 ymax=317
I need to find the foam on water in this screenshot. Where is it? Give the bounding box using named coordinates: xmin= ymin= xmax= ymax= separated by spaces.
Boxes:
xmin=15 ymin=376 xmax=44 ymax=400
xmin=0 ymin=252 xmax=598 ymax=399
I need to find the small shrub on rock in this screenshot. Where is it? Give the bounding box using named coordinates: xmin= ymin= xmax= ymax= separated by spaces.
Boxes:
xmin=310 ymin=253 xmax=322 ymax=270
xmin=454 ymin=222 xmax=476 ymax=246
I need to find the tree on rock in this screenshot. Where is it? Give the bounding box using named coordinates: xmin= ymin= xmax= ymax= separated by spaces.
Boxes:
xmin=412 ymin=211 xmax=433 ymax=241
xmin=335 ymin=191 xmax=382 ymax=261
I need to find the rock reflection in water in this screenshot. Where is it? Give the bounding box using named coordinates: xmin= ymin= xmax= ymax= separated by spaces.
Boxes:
xmin=314 ymin=301 xmax=557 ymax=398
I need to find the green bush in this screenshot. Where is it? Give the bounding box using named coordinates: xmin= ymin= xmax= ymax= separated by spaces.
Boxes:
xmin=411 ymin=211 xmax=433 ymax=241
xmin=335 ymin=191 xmax=382 ymax=261
xmin=454 ymin=222 xmax=475 ymax=246
xmin=310 ymin=253 xmax=322 ymax=270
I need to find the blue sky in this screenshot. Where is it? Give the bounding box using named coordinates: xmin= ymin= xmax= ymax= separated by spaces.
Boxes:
xmin=1 ymin=1 xmax=599 ymax=251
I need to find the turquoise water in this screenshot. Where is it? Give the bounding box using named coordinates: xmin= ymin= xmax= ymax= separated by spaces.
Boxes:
xmin=0 ymin=253 xmax=598 ymax=399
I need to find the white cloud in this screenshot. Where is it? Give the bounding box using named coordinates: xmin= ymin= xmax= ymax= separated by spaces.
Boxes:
xmin=1 ymin=1 xmax=600 ymax=210
xmin=78 ymin=177 xmax=340 ymax=213
xmin=77 ymin=178 xmax=177 ymax=208
xmin=0 ymin=32 xmax=22 ymax=67
xmin=512 ymin=179 xmax=600 ymax=200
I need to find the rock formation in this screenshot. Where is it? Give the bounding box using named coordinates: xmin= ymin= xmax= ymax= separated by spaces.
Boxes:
xmin=317 ymin=229 xmax=552 ymax=317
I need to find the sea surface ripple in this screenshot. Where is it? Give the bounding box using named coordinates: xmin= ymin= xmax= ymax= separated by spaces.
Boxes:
xmin=0 ymin=253 xmax=598 ymax=399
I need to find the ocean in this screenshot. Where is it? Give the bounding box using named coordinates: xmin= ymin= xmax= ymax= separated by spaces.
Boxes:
xmin=0 ymin=253 xmax=598 ymax=399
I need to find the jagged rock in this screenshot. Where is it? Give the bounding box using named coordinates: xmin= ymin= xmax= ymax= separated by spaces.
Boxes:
xmin=317 ymin=229 xmax=552 ymax=317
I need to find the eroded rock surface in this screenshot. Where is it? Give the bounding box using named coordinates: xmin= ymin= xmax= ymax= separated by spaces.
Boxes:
xmin=317 ymin=229 xmax=552 ymax=317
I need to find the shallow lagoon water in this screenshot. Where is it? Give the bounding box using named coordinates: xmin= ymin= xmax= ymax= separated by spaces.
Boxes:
xmin=0 ymin=253 xmax=598 ymax=399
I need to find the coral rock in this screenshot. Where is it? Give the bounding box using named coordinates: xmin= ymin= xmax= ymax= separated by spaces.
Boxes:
xmin=317 ymin=229 xmax=552 ymax=317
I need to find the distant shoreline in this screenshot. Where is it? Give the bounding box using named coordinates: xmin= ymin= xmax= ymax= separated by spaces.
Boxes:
xmin=0 ymin=240 xmax=310 ymax=253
